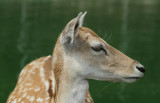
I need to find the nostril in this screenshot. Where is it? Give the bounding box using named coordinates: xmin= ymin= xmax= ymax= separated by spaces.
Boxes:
xmin=136 ymin=66 xmax=145 ymax=73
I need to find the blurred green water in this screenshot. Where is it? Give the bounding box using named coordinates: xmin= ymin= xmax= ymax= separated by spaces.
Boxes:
xmin=0 ymin=0 xmax=160 ymax=103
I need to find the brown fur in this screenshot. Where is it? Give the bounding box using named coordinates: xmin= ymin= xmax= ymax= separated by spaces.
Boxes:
xmin=7 ymin=55 xmax=94 ymax=103
xmin=79 ymin=27 xmax=99 ymax=37
xmin=7 ymin=12 xmax=143 ymax=103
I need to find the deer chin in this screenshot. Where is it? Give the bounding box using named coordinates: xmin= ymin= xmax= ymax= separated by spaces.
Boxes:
xmin=122 ymin=76 xmax=142 ymax=83
xmin=98 ymin=76 xmax=143 ymax=83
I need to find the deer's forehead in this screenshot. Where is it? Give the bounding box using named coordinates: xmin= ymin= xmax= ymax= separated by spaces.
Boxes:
xmin=78 ymin=27 xmax=107 ymax=46
xmin=79 ymin=27 xmax=98 ymax=38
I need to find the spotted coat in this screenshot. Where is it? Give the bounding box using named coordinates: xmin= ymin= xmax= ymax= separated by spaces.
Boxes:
xmin=7 ymin=56 xmax=93 ymax=103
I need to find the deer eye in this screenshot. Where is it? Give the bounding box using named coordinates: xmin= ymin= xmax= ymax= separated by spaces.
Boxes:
xmin=91 ymin=45 xmax=108 ymax=55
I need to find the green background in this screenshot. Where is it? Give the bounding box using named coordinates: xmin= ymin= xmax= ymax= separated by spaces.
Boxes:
xmin=0 ymin=0 xmax=160 ymax=102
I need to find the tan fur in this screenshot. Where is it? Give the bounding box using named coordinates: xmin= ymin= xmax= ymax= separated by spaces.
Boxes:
xmin=77 ymin=27 xmax=136 ymax=78
xmin=7 ymin=27 xmax=142 ymax=103
xmin=7 ymin=56 xmax=52 ymax=103
xmin=7 ymin=55 xmax=94 ymax=103
xmin=79 ymin=27 xmax=99 ymax=38
xmin=7 ymin=12 xmax=144 ymax=103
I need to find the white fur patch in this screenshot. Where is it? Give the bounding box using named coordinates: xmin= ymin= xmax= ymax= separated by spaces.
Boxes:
xmin=27 ymin=95 xmax=31 ymax=100
xmin=45 ymin=97 xmax=50 ymax=100
xmin=40 ymin=65 xmax=49 ymax=96
xmin=44 ymin=55 xmax=51 ymax=61
xmin=29 ymin=61 xmax=36 ymax=66
xmin=25 ymin=83 xmax=32 ymax=86
xmin=50 ymin=70 xmax=56 ymax=94
xmin=37 ymin=97 xmax=43 ymax=102
xmin=87 ymin=98 xmax=91 ymax=102
xmin=22 ymin=93 xmax=27 ymax=98
xmin=18 ymin=98 xmax=22 ymax=102
xmin=11 ymin=99 xmax=16 ymax=103
xmin=19 ymin=85 xmax=23 ymax=90
xmin=30 ymin=96 xmax=35 ymax=102
xmin=34 ymin=88 xmax=40 ymax=92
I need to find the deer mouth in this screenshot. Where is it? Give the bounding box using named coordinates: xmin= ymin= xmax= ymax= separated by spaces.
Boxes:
xmin=122 ymin=76 xmax=142 ymax=83
xmin=124 ymin=77 xmax=141 ymax=79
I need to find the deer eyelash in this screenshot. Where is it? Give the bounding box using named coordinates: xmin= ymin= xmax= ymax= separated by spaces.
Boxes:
xmin=91 ymin=45 xmax=108 ymax=55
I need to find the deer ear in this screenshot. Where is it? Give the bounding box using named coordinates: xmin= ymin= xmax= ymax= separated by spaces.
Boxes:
xmin=60 ymin=12 xmax=87 ymax=48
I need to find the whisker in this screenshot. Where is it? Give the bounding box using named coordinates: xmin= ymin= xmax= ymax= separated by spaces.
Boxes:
xmin=96 ymin=83 xmax=114 ymax=97
xmin=103 ymin=31 xmax=113 ymax=44
xmin=106 ymin=32 xmax=112 ymax=43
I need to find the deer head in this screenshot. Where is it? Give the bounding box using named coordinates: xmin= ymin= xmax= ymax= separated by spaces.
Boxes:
xmin=59 ymin=12 xmax=145 ymax=83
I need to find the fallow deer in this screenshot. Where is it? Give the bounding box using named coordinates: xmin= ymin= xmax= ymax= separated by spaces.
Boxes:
xmin=7 ymin=12 xmax=145 ymax=103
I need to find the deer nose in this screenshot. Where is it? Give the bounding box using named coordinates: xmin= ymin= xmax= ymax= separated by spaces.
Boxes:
xmin=136 ymin=66 xmax=145 ymax=73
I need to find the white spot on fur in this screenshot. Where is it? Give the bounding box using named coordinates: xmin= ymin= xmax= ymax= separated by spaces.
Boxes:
xmin=20 ymin=68 xmax=27 ymax=77
xmin=11 ymin=99 xmax=16 ymax=103
xmin=30 ymin=96 xmax=35 ymax=102
xmin=10 ymin=95 xmax=13 ymax=99
xmin=18 ymin=78 xmax=22 ymax=83
xmin=32 ymin=71 xmax=35 ymax=74
xmin=40 ymin=66 xmax=49 ymax=96
xmin=45 ymin=97 xmax=50 ymax=100
xmin=18 ymin=89 xmax=22 ymax=94
xmin=87 ymin=98 xmax=91 ymax=102
xmin=50 ymin=71 xmax=56 ymax=94
xmin=27 ymin=88 xmax=33 ymax=91
xmin=45 ymin=81 xmax=49 ymax=93
xmin=40 ymin=55 xmax=51 ymax=65
xmin=34 ymin=88 xmax=40 ymax=92
xmin=27 ymin=95 xmax=31 ymax=99
xmin=29 ymin=61 xmax=36 ymax=66
xmin=25 ymin=83 xmax=32 ymax=86
xmin=40 ymin=67 xmax=45 ymax=79
xmin=8 ymin=97 xmax=12 ymax=103
xmin=22 ymin=93 xmax=27 ymax=98
xmin=52 ymin=55 xmax=57 ymax=64
xmin=37 ymin=97 xmax=43 ymax=102
xmin=19 ymin=85 xmax=23 ymax=90
xmin=44 ymin=55 xmax=51 ymax=61
xmin=11 ymin=95 xmax=15 ymax=100
xmin=18 ymin=98 xmax=22 ymax=102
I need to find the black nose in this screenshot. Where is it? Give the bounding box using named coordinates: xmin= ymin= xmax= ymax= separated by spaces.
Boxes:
xmin=136 ymin=66 xmax=145 ymax=73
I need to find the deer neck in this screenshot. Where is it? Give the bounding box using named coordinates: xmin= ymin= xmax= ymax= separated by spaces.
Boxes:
xmin=52 ymin=42 xmax=89 ymax=103
xmin=57 ymin=70 xmax=89 ymax=103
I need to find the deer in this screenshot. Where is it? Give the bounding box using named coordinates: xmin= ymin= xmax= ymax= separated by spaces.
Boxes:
xmin=7 ymin=12 xmax=145 ymax=103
